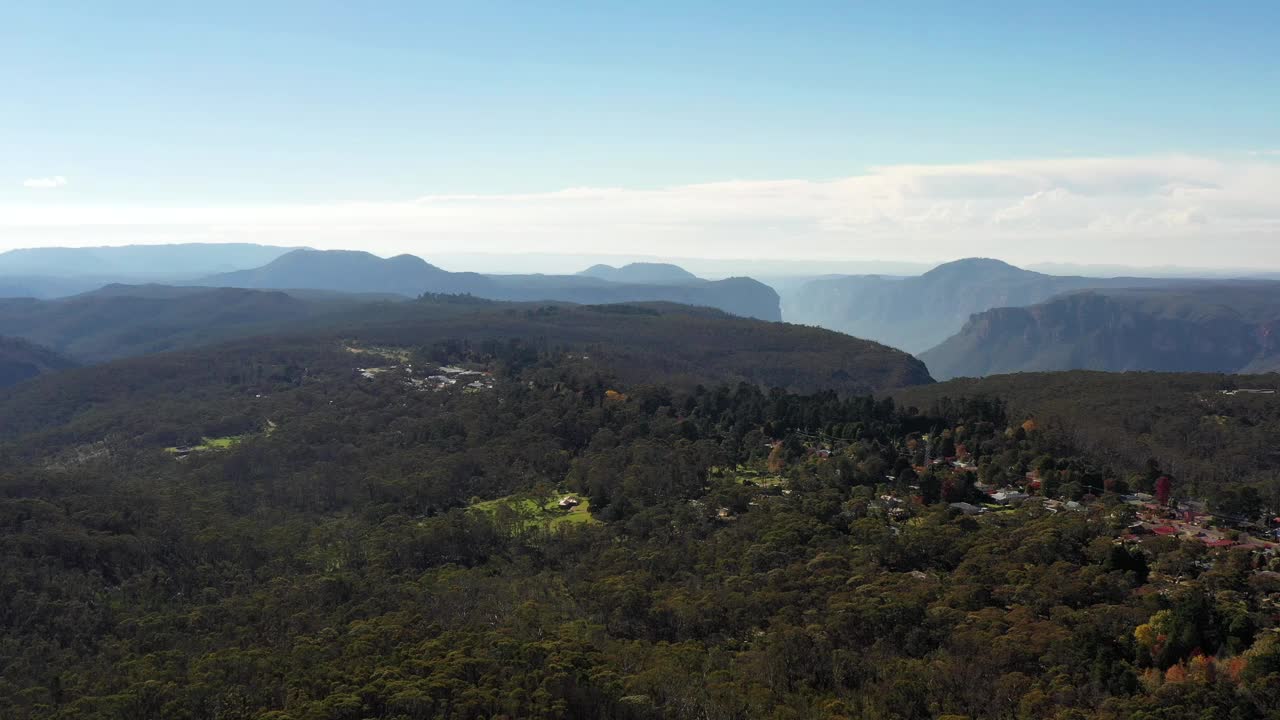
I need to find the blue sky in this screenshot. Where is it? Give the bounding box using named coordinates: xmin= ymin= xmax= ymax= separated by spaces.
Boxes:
xmin=2 ymin=1 xmax=1279 ymax=266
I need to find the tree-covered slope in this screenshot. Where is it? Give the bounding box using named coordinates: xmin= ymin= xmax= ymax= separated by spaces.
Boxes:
xmin=0 ymin=286 xmax=383 ymax=363
xmin=895 ymin=370 xmax=1280 ymax=499
xmin=0 ymin=298 xmax=931 ymax=444
xmin=2 ymin=337 xmax=1279 ymax=719
xmin=0 ymin=335 xmax=77 ymax=387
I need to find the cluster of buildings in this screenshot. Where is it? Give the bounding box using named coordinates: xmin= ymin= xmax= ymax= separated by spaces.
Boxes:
xmin=416 ymin=365 xmax=494 ymax=392
xmin=356 ymin=363 xmax=495 ymax=393
xmin=1122 ymin=499 xmax=1280 ymax=551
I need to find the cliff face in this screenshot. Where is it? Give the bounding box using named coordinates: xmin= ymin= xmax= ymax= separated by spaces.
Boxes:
xmin=694 ymin=277 xmax=782 ymax=322
xmin=782 ymin=258 xmax=1174 ymax=353
xmin=919 ymin=286 xmax=1280 ymax=379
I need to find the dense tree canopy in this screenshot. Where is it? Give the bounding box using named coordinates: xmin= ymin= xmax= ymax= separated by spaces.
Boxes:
xmin=2 ymin=334 xmax=1279 ymax=719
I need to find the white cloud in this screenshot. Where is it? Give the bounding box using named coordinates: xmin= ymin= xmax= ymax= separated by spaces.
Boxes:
xmin=3 ymin=153 xmax=1280 ymax=267
xmin=22 ymin=176 xmax=68 ymax=190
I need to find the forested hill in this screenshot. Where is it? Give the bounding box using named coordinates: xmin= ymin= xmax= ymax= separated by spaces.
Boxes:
xmin=0 ymin=285 xmax=382 ymax=363
xmin=0 ymin=287 xmax=911 ymax=396
xmin=0 ymin=335 xmax=77 ymax=387
xmin=343 ymin=301 xmax=932 ymax=393
xmin=894 ymin=371 xmax=1280 ymax=499
xmin=919 ymin=284 xmax=1280 ymax=379
xmin=0 ymin=299 xmax=931 ymax=444
xmin=201 ymin=249 xmax=784 ymax=320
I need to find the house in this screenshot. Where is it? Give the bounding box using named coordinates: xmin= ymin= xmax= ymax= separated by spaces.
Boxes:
xmin=1204 ymin=538 xmax=1236 ymax=548
xmin=1151 ymin=526 xmax=1179 ymax=537
xmin=558 ymin=495 xmax=580 ymax=509
xmin=949 ymin=502 xmax=984 ymax=516
xmin=1182 ymin=509 xmax=1208 ymax=524
xmin=992 ymin=490 xmax=1029 ymax=505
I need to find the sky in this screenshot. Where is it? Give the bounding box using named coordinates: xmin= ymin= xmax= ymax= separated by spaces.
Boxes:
xmin=2 ymin=1 xmax=1279 ymax=269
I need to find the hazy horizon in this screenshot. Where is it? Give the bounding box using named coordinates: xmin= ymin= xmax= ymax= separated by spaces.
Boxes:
xmin=2 ymin=241 xmax=1277 ymax=280
xmin=4 ymin=4 xmax=1279 ymax=268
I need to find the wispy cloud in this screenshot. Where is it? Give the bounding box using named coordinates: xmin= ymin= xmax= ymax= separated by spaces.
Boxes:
xmin=22 ymin=176 xmax=68 ymax=190
xmin=3 ymin=154 xmax=1280 ymax=266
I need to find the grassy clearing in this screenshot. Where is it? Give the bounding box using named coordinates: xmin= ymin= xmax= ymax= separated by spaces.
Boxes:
xmin=468 ymin=493 xmax=598 ymax=527
xmin=165 ymin=435 xmax=246 ymax=454
xmin=714 ymin=466 xmax=788 ymax=488
xmin=737 ymin=474 xmax=787 ymax=488
xmin=343 ymin=342 xmax=411 ymax=362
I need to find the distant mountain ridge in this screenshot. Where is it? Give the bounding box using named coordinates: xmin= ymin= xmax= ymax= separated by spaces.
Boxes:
xmin=0 ymin=285 xmax=385 ymax=363
xmin=920 ymin=284 xmax=1280 ymax=379
xmin=0 ymin=243 xmax=297 ymax=278
xmin=203 ymin=249 xmax=489 ymax=297
xmin=782 ymin=257 xmax=1198 ymax=352
xmin=578 ymin=262 xmax=700 ymax=284
xmin=202 ymin=249 xmax=782 ymax=321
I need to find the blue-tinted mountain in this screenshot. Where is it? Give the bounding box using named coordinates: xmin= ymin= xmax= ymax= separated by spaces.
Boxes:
xmin=920 ymin=284 xmax=1280 ymax=379
xmin=203 ymin=249 xmax=782 ymax=320
xmin=578 ymin=262 xmax=700 ymax=284
xmin=0 ymin=276 xmax=116 ymax=299
xmin=0 ymin=243 xmax=296 ymax=278
xmin=782 ymin=257 xmax=1184 ymax=353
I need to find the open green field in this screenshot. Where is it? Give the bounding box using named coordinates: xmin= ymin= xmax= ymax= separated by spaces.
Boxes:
xmin=468 ymin=493 xmax=598 ymax=527
xmin=343 ymin=342 xmax=411 ymax=362
xmin=711 ymin=466 xmax=788 ymax=488
xmin=165 ymin=434 xmax=246 ymax=454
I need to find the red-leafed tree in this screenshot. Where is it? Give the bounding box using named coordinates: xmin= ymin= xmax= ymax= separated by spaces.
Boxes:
xmin=1156 ymin=476 xmax=1173 ymax=506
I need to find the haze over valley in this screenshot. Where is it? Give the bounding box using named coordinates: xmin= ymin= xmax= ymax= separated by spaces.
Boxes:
xmin=4 ymin=243 xmax=1280 ymax=384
